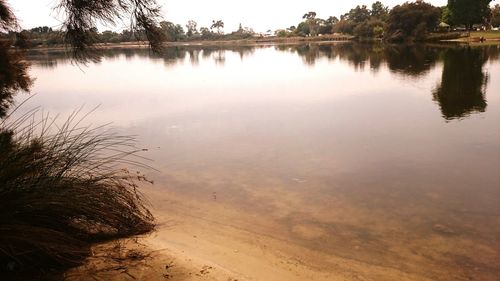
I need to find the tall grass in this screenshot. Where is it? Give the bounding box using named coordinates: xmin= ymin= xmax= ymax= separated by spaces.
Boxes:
xmin=0 ymin=107 xmax=155 ymax=274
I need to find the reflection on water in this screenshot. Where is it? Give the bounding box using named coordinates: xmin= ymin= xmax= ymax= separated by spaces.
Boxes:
xmin=25 ymin=43 xmax=499 ymax=121
xmin=17 ymin=43 xmax=500 ymax=280
xmin=0 ymin=42 xmax=32 ymax=117
xmin=26 ymin=45 xmax=256 ymax=69
xmin=433 ymin=47 xmax=488 ymax=120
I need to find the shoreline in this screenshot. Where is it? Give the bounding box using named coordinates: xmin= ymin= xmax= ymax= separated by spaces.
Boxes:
xmin=66 ymin=185 xmax=436 ymax=281
xmin=22 ymin=37 xmax=500 ymax=55
xmin=22 ymin=35 xmax=355 ymax=53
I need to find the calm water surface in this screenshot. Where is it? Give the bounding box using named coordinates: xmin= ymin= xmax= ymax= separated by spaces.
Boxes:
xmin=23 ymin=43 xmax=500 ymax=280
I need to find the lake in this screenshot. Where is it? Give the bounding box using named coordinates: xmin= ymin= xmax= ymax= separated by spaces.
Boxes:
xmin=22 ymin=43 xmax=500 ymax=280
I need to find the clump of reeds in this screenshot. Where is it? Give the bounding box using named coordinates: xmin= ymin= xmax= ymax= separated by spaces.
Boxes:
xmin=0 ymin=107 xmax=155 ymax=274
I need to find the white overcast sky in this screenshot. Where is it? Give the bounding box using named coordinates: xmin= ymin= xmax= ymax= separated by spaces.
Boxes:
xmin=8 ymin=0 xmax=500 ymax=33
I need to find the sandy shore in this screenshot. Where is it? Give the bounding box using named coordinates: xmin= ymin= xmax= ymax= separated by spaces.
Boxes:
xmin=66 ymin=185 xmax=441 ymax=281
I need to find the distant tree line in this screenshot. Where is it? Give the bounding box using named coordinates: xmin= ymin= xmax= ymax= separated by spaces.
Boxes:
xmin=277 ymin=0 xmax=496 ymax=42
xmin=1 ymin=0 xmax=499 ymax=48
xmin=0 ymin=18 xmax=258 ymax=48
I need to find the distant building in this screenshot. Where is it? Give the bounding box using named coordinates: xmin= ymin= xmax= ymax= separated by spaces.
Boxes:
xmin=437 ymin=22 xmax=451 ymax=32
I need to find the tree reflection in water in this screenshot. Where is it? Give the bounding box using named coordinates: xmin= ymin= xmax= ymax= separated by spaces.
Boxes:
xmin=0 ymin=42 xmax=32 ymax=118
xmin=16 ymin=43 xmax=500 ymax=121
xmin=433 ymin=47 xmax=489 ymax=120
xmin=279 ymin=43 xmax=497 ymax=120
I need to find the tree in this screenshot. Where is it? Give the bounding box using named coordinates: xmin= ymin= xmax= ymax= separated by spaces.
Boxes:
xmin=186 ymin=20 xmax=198 ymax=37
xmin=318 ymin=16 xmax=339 ymax=35
xmin=199 ymin=26 xmax=212 ymax=39
xmin=354 ymin=19 xmax=385 ymax=38
xmin=440 ymin=6 xmax=453 ymax=25
xmin=332 ymin=20 xmax=356 ymax=34
xmin=348 ymin=5 xmax=371 ymax=23
xmin=448 ymin=0 xmax=492 ymax=29
xmin=371 ymin=1 xmax=389 ymax=20
xmin=160 ymin=21 xmax=185 ymax=41
xmin=303 ymin=11 xmax=317 ymax=20
xmin=296 ymin=21 xmax=311 ymax=36
xmin=0 ymin=0 xmax=165 ymax=60
xmin=326 ymin=16 xmax=339 ymax=25
xmin=491 ymin=4 xmax=500 ymax=27
xmin=211 ymin=20 xmax=224 ymax=34
xmin=30 ymin=26 xmax=53 ymax=33
xmin=332 ymin=5 xmax=371 ymax=36
xmin=385 ymin=1 xmax=440 ymax=42
xmin=301 ymin=11 xmax=319 ymax=36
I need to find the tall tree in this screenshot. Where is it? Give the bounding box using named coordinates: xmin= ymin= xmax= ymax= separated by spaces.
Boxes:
xmin=371 ymin=1 xmax=389 ymax=20
xmin=211 ymin=20 xmax=224 ymax=34
xmin=448 ymin=0 xmax=492 ymax=29
xmin=440 ymin=6 xmax=453 ymax=25
xmin=385 ymin=1 xmax=440 ymax=42
xmin=0 ymin=0 xmax=165 ymax=60
xmin=301 ymin=11 xmax=320 ymax=36
xmin=160 ymin=21 xmax=185 ymax=41
xmin=348 ymin=5 xmax=371 ymax=23
xmin=491 ymin=4 xmax=500 ymax=27
xmin=186 ymin=20 xmax=198 ymax=37
xmin=302 ymin=11 xmax=317 ymax=20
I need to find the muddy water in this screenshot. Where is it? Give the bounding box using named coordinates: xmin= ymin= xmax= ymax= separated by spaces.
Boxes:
xmin=23 ymin=43 xmax=500 ymax=280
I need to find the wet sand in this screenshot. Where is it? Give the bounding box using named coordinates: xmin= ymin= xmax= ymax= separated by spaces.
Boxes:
xmin=68 ymin=182 xmax=498 ymax=280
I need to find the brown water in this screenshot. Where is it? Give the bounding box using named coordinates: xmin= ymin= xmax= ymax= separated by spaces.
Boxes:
xmin=23 ymin=43 xmax=500 ymax=280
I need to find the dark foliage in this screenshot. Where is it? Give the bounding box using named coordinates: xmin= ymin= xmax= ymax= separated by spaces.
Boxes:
xmin=433 ymin=47 xmax=489 ymax=119
xmin=56 ymin=0 xmax=165 ymax=61
xmin=448 ymin=0 xmax=492 ymax=29
xmin=0 ymin=41 xmax=32 ymax=118
xmin=0 ymin=0 xmax=16 ymax=32
xmin=490 ymin=4 xmax=500 ymax=27
xmin=0 ymin=110 xmax=155 ymax=273
xmin=385 ymin=1 xmax=440 ymax=42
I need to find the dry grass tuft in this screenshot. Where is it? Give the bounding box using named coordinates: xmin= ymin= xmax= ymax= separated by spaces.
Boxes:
xmin=0 ymin=107 xmax=155 ymax=275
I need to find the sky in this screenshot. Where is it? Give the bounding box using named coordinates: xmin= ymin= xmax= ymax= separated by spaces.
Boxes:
xmin=8 ymin=0 xmax=500 ymax=33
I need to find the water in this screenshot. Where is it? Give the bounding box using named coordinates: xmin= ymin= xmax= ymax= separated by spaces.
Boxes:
xmin=23 ymin=43 xmax=500 ymax=280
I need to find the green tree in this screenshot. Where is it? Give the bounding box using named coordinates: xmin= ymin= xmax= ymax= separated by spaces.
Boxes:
xmin=186 ymin=20 xmax=198 ymax=37
xmin=30 ymin=26 xmax=53 ymax=33
xmin=348 ymin=5 xmax=371 ymax=23
xmin=296 ymin=21 xmax=311 ymax=36
xmin=371 ymin=1 xmax=389 ymax=20
xmin=301 ymin=11 xmax=319 ymax=36
xmin=199 ymin=26 xmax=213 ymax=39
xmin=160 ymin=21 xmax=185 ymax=41
xmin=211 ymin=20 xmax=224 ymax=34
xmin=440 ymin=6 xmax=453 ymax=25
xmin=448 ymin=0 xmax=492 ymax=29
xmin=354 ymin=19 xmax=385 ymax=38
xmin=491 ymin=4 xmax=500 ymax=27
xmin=385 ymin=1 xmax=440 ymax=42
xmin=318 ymin=16 xmax=339 ymax=35
xmin=332 ymin=19 xmax=355 ymax=34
